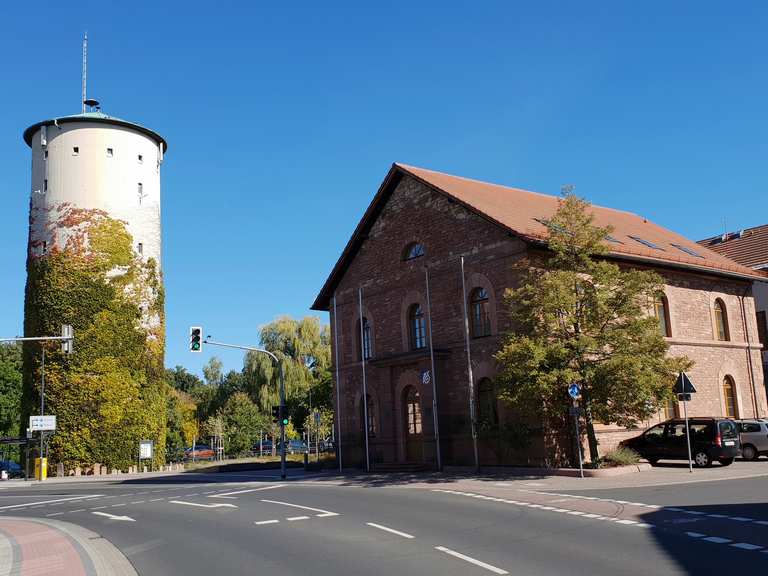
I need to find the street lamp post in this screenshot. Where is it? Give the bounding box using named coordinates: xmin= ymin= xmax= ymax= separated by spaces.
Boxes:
xmin=202 ymin=338 xmax=287 ymax=480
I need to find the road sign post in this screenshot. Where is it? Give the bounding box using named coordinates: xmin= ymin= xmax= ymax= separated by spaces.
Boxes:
xmin=674 ymin=372 xmax=697 ymax=473
xmin=568 ymin=383 xmax=584 ymax=478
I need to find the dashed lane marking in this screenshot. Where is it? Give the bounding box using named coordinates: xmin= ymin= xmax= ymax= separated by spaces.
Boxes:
xmin=0 ymin=495 xmax=103 ymax=510
xmin=365 ymin=522 xmax=414 ymax=539
xmin=432 ymin=489 xmax=766 ymax=554
xmin=523 ymin=490 xmax=768 ymax=530
xmin=286 ymin=516 xmax=310 ymax=521
xmin=169 ymin=501 xmax=237 ymax=509
xmin=210 ymin=485 xmax=285 ymax=498
xmin=260 ymin=499 xmax=338 ymax=517
xmin=255 ymin=520 xmax=279 ymax=525
xmin=435 ymin=546 xmax=508 ymax=575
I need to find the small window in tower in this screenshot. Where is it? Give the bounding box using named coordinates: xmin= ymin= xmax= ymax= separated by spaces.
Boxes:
xmin=42 ymin=241 xmax=47 ymax=255
xmin=72 ymin=146 xmax=79 ymax=156
xmin=138 ymin=154 xmax=143 ymax=163
xmin=44 ymin=150 xmax=48 ymax=159
xmin=137 ymin=242 xmax=143 ymax=255
xmin=107 ymin=148 xmax=113 ymax=157
xmin=44 ymin=179 xmax=48 ymax=192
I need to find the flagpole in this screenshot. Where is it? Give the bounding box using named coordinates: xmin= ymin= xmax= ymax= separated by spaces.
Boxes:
xmin=358 ymin=287 xmax=371 ymax=472
xmin=424 ymin=266 xmax=442 ymax=471
xmin=333 ymin=294 xmax=343 ymax=472
xmin=460 ymin=256 xmax=480 ymax=472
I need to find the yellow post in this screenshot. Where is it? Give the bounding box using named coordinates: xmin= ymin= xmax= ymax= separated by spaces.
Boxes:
xmin=34 ymin=458 xmax=47 ymax=481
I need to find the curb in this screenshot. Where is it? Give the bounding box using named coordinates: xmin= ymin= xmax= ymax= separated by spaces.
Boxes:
xmin=0 ymin=516 xmax=137 ymax=576
xmin=441 ymin=463 xmax=653 ymax=478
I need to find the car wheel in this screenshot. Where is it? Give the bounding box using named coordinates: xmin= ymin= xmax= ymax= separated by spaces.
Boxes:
xmin=694 ymin=451 xmax=711 ymax=468
xmin=741 ymin=444 xmax=759 ymax=461
xmin=719 ymin=458 xmax=734 ymax=466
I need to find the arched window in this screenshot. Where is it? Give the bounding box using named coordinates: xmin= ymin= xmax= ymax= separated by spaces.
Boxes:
xmin=360 ymin=394 xmax=376 ymax=437
xmin=723 ymin=376 xmax=738 ymax=418
xmin=714 ymin=299 xmax=730 ymax=341
xmin=402 ymin=242 xmax=425 ymax=261
xmin=470 ymin=288 xmax=491 ymax=338
xmin=408 ymin=304 xmax=426 ymax=350
xmin=404 ymin=386 xmax=422 ymax=435
xmin=358 ymin=317 xmax=372 ymax=360
xmin=654 ymin=293 xmax=671 ymax=337
xmin=477 ymin=378 xmax=499 ymax=430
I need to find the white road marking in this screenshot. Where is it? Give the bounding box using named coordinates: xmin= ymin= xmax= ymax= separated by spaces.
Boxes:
xmin=255 ymin=519 xmax=279 ymax=525
xmin=210 ymin=484 xmax=285 ymax=498
xmin=260 ymin=499 xmax=338 ymax=517
xmin=131 ymin=501 xmax=145 ymax=505
xmin=149 ymin=498 xmax=163 ymax=502
xmin=111 ymin=504 xmax=126 ymax=508
xmin=286 ymin=516 xmax=310 ymax=521
xmin=686 ymin=532 xmax=705 ymax=538
xmin=0 ymin=495 xmax=103 ymax=510
xmin=45 ymin=512 xmax=64 ymax=517
xmin=435 ymin=546 xmax=508 ymax=575
xmin=70 ymin=509 xmax=85 ymax=513
xmin=169 ymin=501 xmax=237 ymax=509
xmin=366 ymin=522 xmax=414 ymax=539
xmin=731 ymin=543 xmax=762 ymax=551
xmin=731 ymin=517 xmax=754 ymax=522
xmin=92 ymin=511 xmax=135 ymax=522
xmin=90 ymin=506 xmax=107 ymax=510
xmin=702 ymin=536 xmax=731 ymax=544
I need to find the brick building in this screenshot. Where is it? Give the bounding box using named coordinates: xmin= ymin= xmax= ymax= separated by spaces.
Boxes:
xmin=699 ymin=224 xmax=768 ymax=377
xmin=312 ymin=164 xmax=767 ymax=468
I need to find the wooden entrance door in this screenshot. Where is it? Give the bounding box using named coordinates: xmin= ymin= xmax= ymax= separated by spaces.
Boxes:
xmin=403 ymin=386 xmax=423 ymax=462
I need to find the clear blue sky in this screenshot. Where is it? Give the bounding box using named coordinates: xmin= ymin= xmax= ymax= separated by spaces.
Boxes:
xmin=1 ymin=1 xmax=767 ymax=376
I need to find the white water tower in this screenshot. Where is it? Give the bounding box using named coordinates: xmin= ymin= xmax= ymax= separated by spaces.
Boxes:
xmin=23 ymin=101 xmax=168 ymax=268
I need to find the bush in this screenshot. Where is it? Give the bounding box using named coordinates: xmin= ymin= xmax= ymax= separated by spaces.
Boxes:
xmin=601 ymin=446 xmax=641 ymax=467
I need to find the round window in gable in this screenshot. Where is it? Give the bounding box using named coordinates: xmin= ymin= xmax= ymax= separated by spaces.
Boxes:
xmin=403 ymin=242 xmax=425 ymax=261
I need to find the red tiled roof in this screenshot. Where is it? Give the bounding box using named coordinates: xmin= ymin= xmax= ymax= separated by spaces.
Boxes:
xmin=312 ymin=164 xmax=767 ymax=310
xmin=697 ymin=224 xmax=768 ymax=270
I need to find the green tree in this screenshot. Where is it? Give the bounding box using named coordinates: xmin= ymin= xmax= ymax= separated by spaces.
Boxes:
xmin=242 ymin=316 xmax=331 ymax=441
xmin=218 ymin=392 xmax=266 ymax=457
xmin=495 ymin=192 xmax=691 ymax=464
xmin=166 ymin=366 xmax=204 ymax=393
xmin=0 ymin=344 xmax=22 ymax=438
xmin=203 ymin=357 xmax=224 ymax=387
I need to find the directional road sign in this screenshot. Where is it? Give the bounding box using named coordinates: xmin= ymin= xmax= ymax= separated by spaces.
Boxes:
xmin=29 ymin=415 xmax=56 ymax=431
xmin=673 ymin=372 xmax=696 ymax=395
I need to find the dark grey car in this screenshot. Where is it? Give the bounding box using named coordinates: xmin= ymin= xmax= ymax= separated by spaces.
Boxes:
xmin=737 ymin=419 xmax=768 ymax=460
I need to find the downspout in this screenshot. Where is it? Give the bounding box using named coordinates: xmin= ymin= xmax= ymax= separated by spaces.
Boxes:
xmin=740 ymin=284 xmax=760 ymax=417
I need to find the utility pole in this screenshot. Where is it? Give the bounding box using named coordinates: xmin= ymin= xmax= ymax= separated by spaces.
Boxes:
xmin=1 ymin=326 xmax=74 ymax=481
xmin=201 ymin=336 xmax=287 ymax=480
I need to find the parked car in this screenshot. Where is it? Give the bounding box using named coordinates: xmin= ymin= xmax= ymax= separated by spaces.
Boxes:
xmin=737 ymin=419 xmax=768 ymax=460
xmin=184 ymin=445 xmax=215 ymax=461
xmin=621 ymin=418 xmax=740 ymax=467
xmin=276 ymin=440 xmax=307 ymax=454
xmin=253 ymin=440 xmax=273 ymax=455
xmin=0 ymin=460 xmax=23 ymax=478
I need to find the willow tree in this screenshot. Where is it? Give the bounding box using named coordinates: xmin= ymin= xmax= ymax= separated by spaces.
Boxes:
xmin=22 ymin=208 xmax=166 ymax=469
xmin=495 ymin=193 xmax=691 ymax=463
xmin=243 ymin=316 xmax=331 ymax=442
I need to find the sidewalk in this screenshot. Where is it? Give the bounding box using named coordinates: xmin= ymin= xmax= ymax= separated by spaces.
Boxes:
xmin=0 ymin=469 xmax=185 ymax=489
xmin=0 ymin=516 xmax=136 ymax=576
xmin=300 ymin=459 xmax=768 ymax=491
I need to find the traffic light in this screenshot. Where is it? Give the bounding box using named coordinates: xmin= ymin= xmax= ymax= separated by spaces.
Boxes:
xmin=60 ymin=324 xmax=74 ymax=355
xmin=189 ymin=326 xmax=203 ymax=353
xmin=271 ymin=406 xmax=280 ymax=424
xmin=281 ymin=415 xmax=289 ymax=426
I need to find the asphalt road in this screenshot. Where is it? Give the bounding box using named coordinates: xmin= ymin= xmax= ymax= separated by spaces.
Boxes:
xmin=2 ymin=470 xmax=767 ymax=575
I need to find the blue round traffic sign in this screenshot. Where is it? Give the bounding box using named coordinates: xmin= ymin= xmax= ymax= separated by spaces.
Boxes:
xmin=568 ymin=383 xmax=582 ymax=400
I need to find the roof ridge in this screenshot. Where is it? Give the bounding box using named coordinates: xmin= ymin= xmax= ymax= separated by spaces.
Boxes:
xmin=394 ymin=162 xmax=642 ymax=219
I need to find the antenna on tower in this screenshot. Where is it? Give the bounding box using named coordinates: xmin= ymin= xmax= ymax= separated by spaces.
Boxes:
xmin=81 ymin=32 xmax=88 ymax=113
